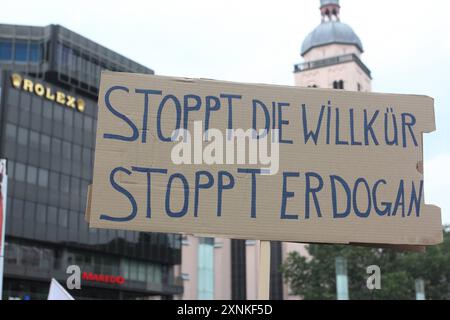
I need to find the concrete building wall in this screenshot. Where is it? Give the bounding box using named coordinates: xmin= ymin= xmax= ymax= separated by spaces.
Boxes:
xmin=214 ymin=238 xmax=232 ymax=300
xmin=181 ymin=236 xmax=261 ymax=300
xmin=181 ymin=236 xmax=232 ymax=300
xmin=245 ymin=240 xmax=259 ymax=300
xmin=180 ymin=235 xmax=199 ymax=300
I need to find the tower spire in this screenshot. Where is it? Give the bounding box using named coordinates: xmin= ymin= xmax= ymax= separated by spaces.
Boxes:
xmin=320 ymin=0 xmax=340 ymax=22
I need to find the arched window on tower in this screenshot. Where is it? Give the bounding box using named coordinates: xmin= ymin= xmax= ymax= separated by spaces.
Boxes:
xmin=333 ymin=80 xmax=344 ymax=90
xmin=333 ymin=81 xmax=338 ymax=89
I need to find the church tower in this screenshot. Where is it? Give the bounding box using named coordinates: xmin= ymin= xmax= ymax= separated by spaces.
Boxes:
xmin=282 ymin=0 xmax=374 ymax=300
xmin=294 ymin=0 xmax=372 ymax=92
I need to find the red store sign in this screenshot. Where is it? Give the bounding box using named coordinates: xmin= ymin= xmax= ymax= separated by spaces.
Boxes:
xmin=82 ymin=272 xmax=125 ymax=285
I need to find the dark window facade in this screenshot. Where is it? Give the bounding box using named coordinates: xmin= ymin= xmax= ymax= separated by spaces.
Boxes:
xmin=0 ymin=40 xmax=43 ymax=62
xmin=0 ymin=23 xmax=178 ymax=300
xmin=0 ymin=72 xmax=181 ymax=299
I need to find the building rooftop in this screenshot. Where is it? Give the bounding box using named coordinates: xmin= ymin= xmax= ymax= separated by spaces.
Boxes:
xmin=301 ymin=0 xmax=363 ymax=56
xmin=301 ymin=21 xmax=363 ymax=56
xmin=320 ymin=0 xmax=340 ymax=7
xmin=0 ymin=23 xmax=154 ymax=97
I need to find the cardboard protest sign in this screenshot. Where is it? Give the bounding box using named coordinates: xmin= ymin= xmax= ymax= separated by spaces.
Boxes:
xmin=86 ymin=71 xmax=442 ymax=247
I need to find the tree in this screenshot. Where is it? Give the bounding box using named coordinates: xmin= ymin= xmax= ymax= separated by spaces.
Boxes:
xmin=281 ymin=227 xmax=450 ymax=300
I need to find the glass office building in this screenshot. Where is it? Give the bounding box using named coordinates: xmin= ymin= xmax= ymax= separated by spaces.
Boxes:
xmin=0 ymin=23 xmax=182 ymax=300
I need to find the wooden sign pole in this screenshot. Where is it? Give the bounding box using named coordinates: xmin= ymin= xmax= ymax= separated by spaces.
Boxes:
xmin=257 ymin=240 xmax=271 ymax=300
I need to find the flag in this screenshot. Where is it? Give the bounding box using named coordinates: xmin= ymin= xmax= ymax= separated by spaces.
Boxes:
xmin=47 ymin=278 xmax=75 ymax=300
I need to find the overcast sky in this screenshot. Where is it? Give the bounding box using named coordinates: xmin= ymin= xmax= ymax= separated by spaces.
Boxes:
xmin=1 ymin=0 xmax=449 ymax=224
